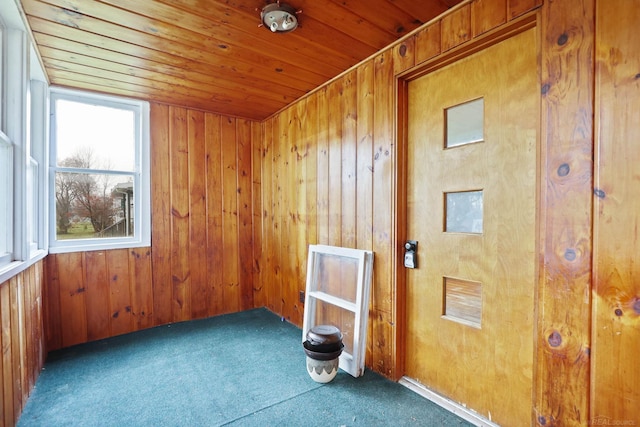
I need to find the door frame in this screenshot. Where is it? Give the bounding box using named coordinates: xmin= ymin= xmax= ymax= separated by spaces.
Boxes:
xmin=392 ymin=9 xmax=541 ymax=417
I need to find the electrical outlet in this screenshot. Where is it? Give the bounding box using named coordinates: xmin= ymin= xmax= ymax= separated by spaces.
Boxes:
xmin=299 ymin=291 xmax=305 ymax=303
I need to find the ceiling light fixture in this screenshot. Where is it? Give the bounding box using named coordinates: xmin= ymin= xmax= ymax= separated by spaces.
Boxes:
xmin=259 ymin=1 xmax=301 ymax=33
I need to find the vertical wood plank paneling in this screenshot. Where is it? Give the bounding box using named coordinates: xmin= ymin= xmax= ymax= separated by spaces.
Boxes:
xmin=393 ymin=38 xmax=416 ymax=76
xmin=205 ymin=113 xmax=224 ymax=316
xmin=150 ymin=103 xmax=173 ymax=325
xmin=302 ymin=96 xmax=318 ymax=318
xmin=304 ymin=96 xmax=319 ymax=249
xmin=357 ymin=59 xmax=375 ymax=367
xmin=29 ymin=264 xmax=44 ymax=389
xmin=472 ymin=0 xmax=507 ymax=37
xmin=169 ymin=106 xmax=191 ymax=322
xmin=316 ymin=87 xmax=330 ymax=245
xmin=106 ymin=249 xmax=133 ymax=336
xmin=292 ymin=100 xmax=306 ymax=325
xmin=261 ymin=118 xmax=275 ymax=312
xmin=9 ymin=274 xmax=23 ymax=420
xmin=251 ymin=121 xmax=264 ymax=307
xmin=535 ymin=0 xmax=595 ymax=425
xmin=1 ymin=281 xmax=13 ymax=427
xmin=327 ymin=79 xmax=343 ymax=247
xmin=187 ymin=109 xmax=209 ymax=319
xmin=592 ymin=1 xmax=640 ymax=423
xmin=44 ymin=255 xmax=62 ymax=351
xmin=372 ymin=49 xmax=395 ymax=376
xmin=271 ymin=117 xmax=283 ymax=315
xmin=290 ymin=102 xmax=303 ymax=323
xmin=257 ymin=119 xmax=272 ymax=310
xmin=221 ymin=117 xmax=240 ymax=314
xmin=129 ymin=247 xmax=153 ymax=330
xmin=341 ymin=71 xmax=358 ymax=249
xmin=372 ymin=51 xmax=394 ymax=318
xmin=0 ymin=262 xmax=45 ymax=426
xmin=22 ymin=271 xmax=32 ymax=397
xmin=509 ymin=0 xmax=542 ymax=20
xmin=441 ymin=3 xmax=472 ymax=52
xmin=279 ymin=104 xmax=294 ymax=322
xmin=237 ymin=119 xmax=254 ymax=311
xmin=415 ymin=22 xmax=442 ymax=65
xmin=83 ymin=251 xmax=110 ymax=341
xmin=57 ymin=252 xmax=87 ymax=347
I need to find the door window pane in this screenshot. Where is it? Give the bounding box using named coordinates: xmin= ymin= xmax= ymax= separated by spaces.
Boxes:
xmin=443 ymin=277 xmax=482 ymax=328
xmin=445 ymin=190 xmax=483 ymax=233
xmin=445 ymin=98 xmax=484 ymax=148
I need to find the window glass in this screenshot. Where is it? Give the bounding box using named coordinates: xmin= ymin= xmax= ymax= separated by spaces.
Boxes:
xmin=445 ymin=98 xmax=484 ymax=148
xmin=445 ymin=190 xmax=483 ymax=233
xmin=55 ymin=100 xmax=136 ymax=171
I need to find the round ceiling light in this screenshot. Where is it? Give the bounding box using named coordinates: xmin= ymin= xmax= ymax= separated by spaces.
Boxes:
xmin=260 ymin=2 xmax=300 ymax=33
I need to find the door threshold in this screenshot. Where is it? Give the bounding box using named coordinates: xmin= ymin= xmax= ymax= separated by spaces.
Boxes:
xmin=399 ymin=376 xmax=500 ymax=427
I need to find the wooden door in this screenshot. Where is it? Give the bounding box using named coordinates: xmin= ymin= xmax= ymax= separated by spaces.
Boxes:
xmin=405 ymin=28 xmax=538 ymax=425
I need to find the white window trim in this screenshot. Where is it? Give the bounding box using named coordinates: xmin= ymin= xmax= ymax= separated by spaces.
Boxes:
xmin=48 ymin=87 xmax=151 ymax=254
xmin=0 ymin=130 xmax=13 ymax=269
xmin=28 ymin=79 xmax=49 ymax=257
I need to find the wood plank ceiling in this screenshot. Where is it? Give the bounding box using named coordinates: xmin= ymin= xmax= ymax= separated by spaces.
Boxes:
xmin=18 ymin=0 xmax=463 ymax=120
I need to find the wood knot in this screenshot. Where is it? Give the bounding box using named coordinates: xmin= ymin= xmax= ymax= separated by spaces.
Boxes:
xmin=564 ymin=248 xmax=576 ymax=261
xmin=541 ymin=83 xmax=551 ymax=95
xmin=557 ymin=163 xmax=570 ymax=177
xmin=548 ymin=330 xmax=562 ymax=348
xmin=557 ymin=33 xmax=569 ymax=46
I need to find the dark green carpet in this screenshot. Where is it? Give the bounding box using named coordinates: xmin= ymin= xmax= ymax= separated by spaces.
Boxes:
xmin=18 ymin=308 xmax=472 ymax=426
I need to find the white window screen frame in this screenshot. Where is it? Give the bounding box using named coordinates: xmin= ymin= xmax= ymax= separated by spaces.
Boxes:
xmin=302 ymin=244 xmax=374 ymax=378
xmin=48 ymin=88 xmax=151 ymax=254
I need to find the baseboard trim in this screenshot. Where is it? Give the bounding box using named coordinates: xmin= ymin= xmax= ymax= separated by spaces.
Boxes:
xmin=399 ymin=376 xmax=501 ymax=427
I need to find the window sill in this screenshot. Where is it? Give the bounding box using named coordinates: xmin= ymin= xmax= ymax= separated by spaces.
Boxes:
xmin=0 ymin=249 xmax=47 ymax=284
xmin=48 ymin=239 xmax=150 ymax=255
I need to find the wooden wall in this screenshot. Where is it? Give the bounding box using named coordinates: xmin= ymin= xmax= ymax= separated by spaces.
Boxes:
xmin=257 ymin=0 xmax=637 ymax=425
xmin=0 ymin=261 xmax=45 ymax=427
xmin=44 ymin=105 xmax=260 ymax=351
xmin=148 ymin=105 xmax=259 ymax=324
xmin=44 ymin=249 xmax=153 ymax=349
xmin=257 ymin=0 xmax=544 ymax=381
xmin=592 ymin=1 xmax=640 ymax=423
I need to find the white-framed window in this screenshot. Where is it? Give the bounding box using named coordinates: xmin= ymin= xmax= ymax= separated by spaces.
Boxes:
xmin=0 ymin=0 xmax=49 ymax=283
xmin=49 ymin=88 xmax=150 ymax=253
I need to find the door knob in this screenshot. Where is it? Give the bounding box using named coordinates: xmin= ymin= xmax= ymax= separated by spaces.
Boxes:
xmin=404 ymin=240 xmax=418 ymax=269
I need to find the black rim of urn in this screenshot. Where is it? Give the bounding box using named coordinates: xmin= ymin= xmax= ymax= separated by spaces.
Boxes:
xmin=303 ymin=325 xmax=344 ymax=361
